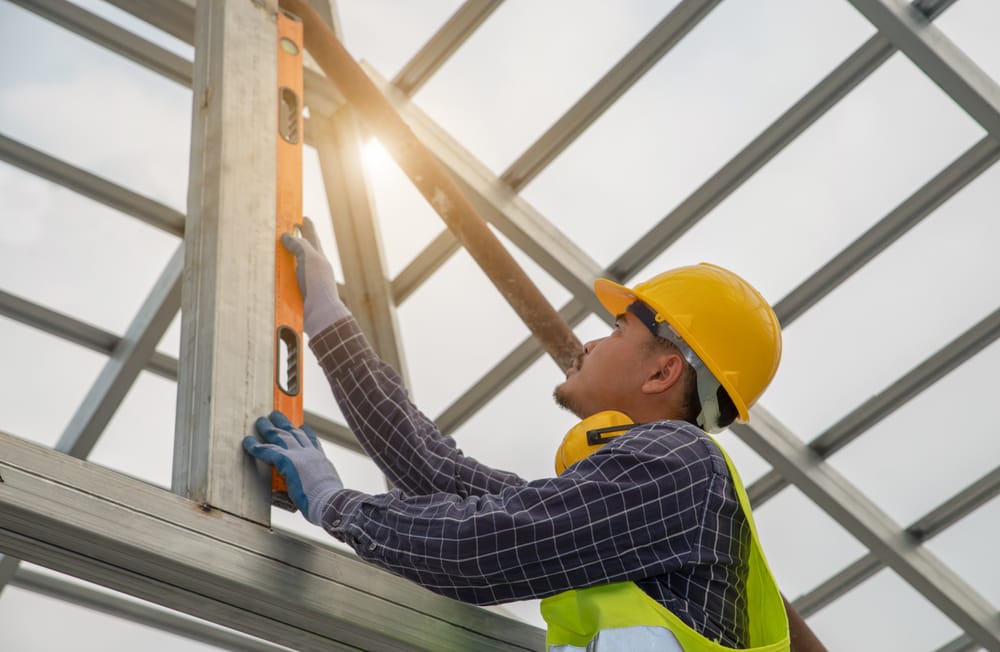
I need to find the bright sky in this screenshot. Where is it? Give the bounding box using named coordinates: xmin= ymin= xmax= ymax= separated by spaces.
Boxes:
xmin=0 ymin=0 xmax=998 ymax=650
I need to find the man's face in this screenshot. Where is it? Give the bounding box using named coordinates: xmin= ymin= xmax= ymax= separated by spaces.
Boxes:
xmin=553 ymin=311 xmax=657 ymax=419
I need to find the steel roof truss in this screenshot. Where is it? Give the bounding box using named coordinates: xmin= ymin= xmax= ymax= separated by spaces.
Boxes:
xmin=734 ymin=408 xmax=1000 ymax=650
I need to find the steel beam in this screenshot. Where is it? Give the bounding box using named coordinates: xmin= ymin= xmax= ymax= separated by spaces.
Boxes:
xmin=604 ymin=1 xmax=957 ymax=284
xmin=0 ymin=165 xmax=180 ymax=597
xmin=733 ymin=407 xmax=1000 ymax=650
xmin=342 ymin=0 xmax=502 ymax=299
xmin=172 ymin=0 xmax=278 ymax=524
xmin=312 ymin=109 xmax=410 ymax=380
xmin=399 ymin=0 xmax=964 ymax=436
xmin=437 ymin=300 xmax=593 ymax=435
xmin=774 ymin=136 xmax=999 ymax=327
xmin=847 ymin=0 xmax=1000 ymax=140
xmin=502 ymin=0 xmax=721 ymax=191
xmin=289 ymin=0 xmax=584 ymax=374
xmin=0 ymin=248 xmax=181 ymax=595
xmin=0 ymin=554 xmax=18 ymax=596
xmin=935 ymin=631 xmax=987 ymax=652
xmin=0 ymin=133 xmax=185 ymax=236
xmin=0 ymin=289 xmax=362 ymax=454
xmin=420 ymin=0 xmax=958 ymax=298
xmin=392 ymin=0 xmax=504 ymax=97
xmin=8 ymin=0 xmax=192 ymax=86
xmin=391 ymin=229 xmax=463 ymax=305
xmin=746 ymin=134 xmax=1000 ymax=505
xmin=748 ymin=305 xmax=1000 ymax=506
xmin=299 ymin=411 xmax=361 ymax=455
xmin=794 ymin=467 xmax=1000 ymax=616
xmin=10 ymin=567 xmax=292 ymax=652
xmin=0 ymin=287 xmax=174 ymax=375
xmin=367 ymin=64 xmax=606 ymax=318
xmin=308 ymin=0 xmax=410 ymax=380
xmin=382 ymin=0 xmax=721 ymax=301
xmin=0 ymin=432 xmax=544 ymax=650
xmin=38 ymin=0 xmax=342 ymax=118
xmin=104 ymin=0 xmax=195 ymax=43
xmin=56 ymin=245 xmax=183 ymax=458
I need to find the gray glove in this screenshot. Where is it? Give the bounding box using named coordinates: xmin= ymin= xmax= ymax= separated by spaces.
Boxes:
xmin=243 ymin=410 xmax=344 ymax=525
xmin=281 ymin=217 xmax=350 ymax=337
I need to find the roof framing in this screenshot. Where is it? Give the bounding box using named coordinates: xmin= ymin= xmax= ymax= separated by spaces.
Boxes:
xmin=0 ymin=0 xmax=997 ymax=649
xmin=0 ymin=431 xmax=543 ymax=651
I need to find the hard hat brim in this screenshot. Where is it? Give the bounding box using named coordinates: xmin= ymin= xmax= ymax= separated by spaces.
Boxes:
xmin=593 ymin=278 xmax=638 ymax=319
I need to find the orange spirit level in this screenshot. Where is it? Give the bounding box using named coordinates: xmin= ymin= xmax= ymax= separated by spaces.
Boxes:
xmin=272 ymin=10 xmax=304 ymax=511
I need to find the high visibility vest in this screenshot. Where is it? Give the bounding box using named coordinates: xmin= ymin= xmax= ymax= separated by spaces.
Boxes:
xmin=540 ymin=435 xmax=789 ymax=651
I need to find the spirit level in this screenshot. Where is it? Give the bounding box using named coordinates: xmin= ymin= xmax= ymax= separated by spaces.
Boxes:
xmin=272 ymin=9 xmax=304 ymax=511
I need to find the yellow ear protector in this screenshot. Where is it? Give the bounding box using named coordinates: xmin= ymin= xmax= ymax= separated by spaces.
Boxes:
xmin=554 ymin=411 xmax=640 ymax=475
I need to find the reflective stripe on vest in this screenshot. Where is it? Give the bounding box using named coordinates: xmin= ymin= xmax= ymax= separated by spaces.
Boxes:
xmin=540 ymin=436 xmax=790 ymax=652
xmin=549 ymin=624 xmax=684 ymax=651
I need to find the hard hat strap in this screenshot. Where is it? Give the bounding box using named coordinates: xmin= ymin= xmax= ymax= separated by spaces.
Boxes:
xmin=693 ymin=366 xmax=723 ymax=433
xmin=627 ymin=301 xmax=724 ymax=433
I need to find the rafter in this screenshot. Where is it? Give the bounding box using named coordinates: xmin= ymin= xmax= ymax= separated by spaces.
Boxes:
xmin=0 ymin=133 xmax=184 ymax=236
xmin=793 ymin=467 xmax=1000 ymax=616
xmin=392 ymin=0 xmax=505 ymax=96
xmin=847 ymin=0 xmax=1000 ymax=140
xmin=734 ymin=408 xmax=1000 ymax=650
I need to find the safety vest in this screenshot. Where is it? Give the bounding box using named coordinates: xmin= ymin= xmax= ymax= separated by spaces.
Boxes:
xmin=542 ymin=422 xmax=789 ymax=651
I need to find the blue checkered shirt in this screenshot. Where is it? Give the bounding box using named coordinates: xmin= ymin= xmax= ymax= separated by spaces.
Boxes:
xmin=311 ymin=318 xmax=750 ymax=647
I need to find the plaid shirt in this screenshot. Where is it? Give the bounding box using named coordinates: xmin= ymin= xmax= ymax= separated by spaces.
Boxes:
xmin=311 ymin=318 xmax=750 ymax=647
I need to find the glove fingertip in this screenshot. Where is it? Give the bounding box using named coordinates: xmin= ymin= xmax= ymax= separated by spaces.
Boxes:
xmin=280 ymin=231 xmax=302 ymax=254
xmin=301 ymin=217 xmax=320 ymax=246
xmin=269 ymin=409 xmax=294 ymax=430
xmin=244 ymin=440 xmax=279 ymax=465
xmin=300 ymin=423 xmax=321 ymax=448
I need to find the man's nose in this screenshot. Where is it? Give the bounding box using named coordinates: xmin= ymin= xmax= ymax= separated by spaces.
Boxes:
xmin=583 ymin=338 xmax=602 ymax=354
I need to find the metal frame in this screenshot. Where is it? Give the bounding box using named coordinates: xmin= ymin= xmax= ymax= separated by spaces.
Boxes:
xmin=0 ymin=431 xmax=543 ymax=651
xmin=171 ymin=0 xmax=279 ymax=525
xmin=733 ymin=409 xmax=1000 ymax=648
xmin=847 ymin=0 xmax=1000 ymax=140
xmin=795 ymin=466 xmax=1000 ymax=616
xmin=0 ymin=287 xmax=359 ymax=453
xmin=9 ymin=567 xmax=291 ymax=652
xmin=0 ymin=133 xmax=185 ymax=236
xmin=393 ymin=0 xmax=722 ymax=304
xmin=313 ymin=109 xmax=409 ymax=378
xmin=1 ymin=0 xmax=998 ymax=649
xmin=391 ymin=0 xmax=505 ymax=97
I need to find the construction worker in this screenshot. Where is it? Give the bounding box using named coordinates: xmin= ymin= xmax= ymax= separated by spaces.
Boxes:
xmin=244 ymin=218 xmax=803 ymax=651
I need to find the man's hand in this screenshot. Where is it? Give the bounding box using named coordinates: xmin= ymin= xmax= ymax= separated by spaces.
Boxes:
xmin=784 ymin=593 xmax=828 ymax=652
xmin=243 ymin=410 xmax=344 ymax=524
xmin=282 ymin=217 xmax=350 ymax=337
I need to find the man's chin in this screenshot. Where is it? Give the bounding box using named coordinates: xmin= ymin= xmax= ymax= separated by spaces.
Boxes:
xmin=552 ymin=383 xmax=569 ymax=409
xmin=552 ymin=383 xmax=583 ymax=418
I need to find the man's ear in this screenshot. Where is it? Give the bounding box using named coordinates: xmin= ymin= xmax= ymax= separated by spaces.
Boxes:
xmin=641 ymin=352 xmax=685 ymax=395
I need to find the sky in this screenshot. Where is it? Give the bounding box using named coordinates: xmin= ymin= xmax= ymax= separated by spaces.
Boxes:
xmin=0 ymin=0 xmax=998 ymax=650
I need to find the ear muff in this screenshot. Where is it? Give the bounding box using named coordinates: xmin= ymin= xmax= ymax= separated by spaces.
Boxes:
xmin=554 ymin=411 xmax=635 ymax=475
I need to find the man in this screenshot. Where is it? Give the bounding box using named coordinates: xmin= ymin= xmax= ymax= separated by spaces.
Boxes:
xmin=244 ymin=219 xmax=799 ymax=651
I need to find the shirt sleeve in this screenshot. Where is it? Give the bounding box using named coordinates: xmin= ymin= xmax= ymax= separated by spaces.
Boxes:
xmin=315 ymin=421 xmax=724 ymax=606
xmin=309 ymin=317 xmax=526 ymax=498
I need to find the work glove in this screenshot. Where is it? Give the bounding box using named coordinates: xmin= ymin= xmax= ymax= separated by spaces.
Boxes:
xmin=243 ymin=410 xmax=344 ymax=525
xmin=281 ymin=217 xmax=350 ymax=337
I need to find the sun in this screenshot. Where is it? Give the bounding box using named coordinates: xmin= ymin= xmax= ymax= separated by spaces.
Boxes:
xmin=362 ymin=138 xmax=392 ymax=171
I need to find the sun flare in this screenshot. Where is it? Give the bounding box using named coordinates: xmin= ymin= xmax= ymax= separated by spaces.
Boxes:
xmin=362 ymin=138 xmax=392 ymax=171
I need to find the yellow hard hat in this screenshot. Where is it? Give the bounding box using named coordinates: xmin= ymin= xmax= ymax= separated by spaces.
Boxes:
xmin=593 ymin=263 xmax=781 ymax=425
